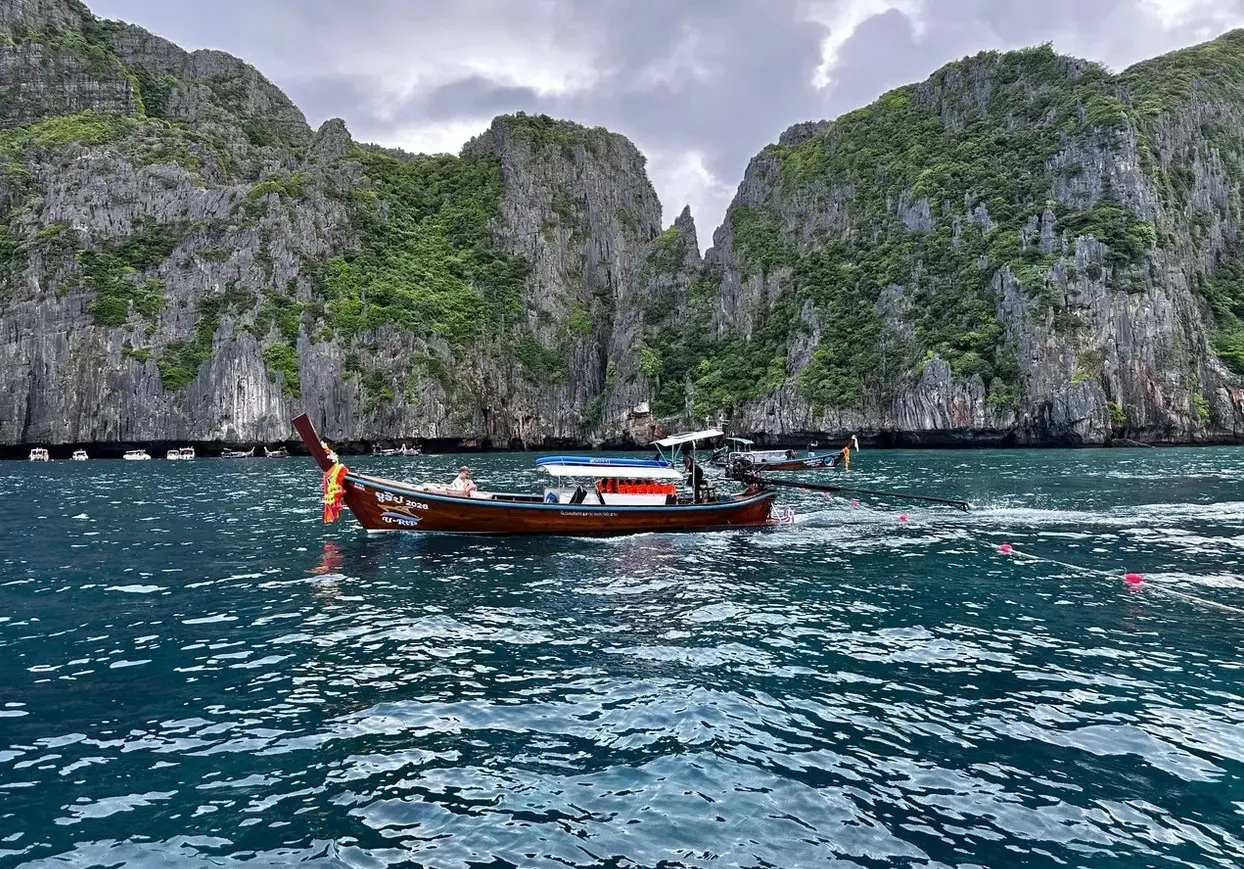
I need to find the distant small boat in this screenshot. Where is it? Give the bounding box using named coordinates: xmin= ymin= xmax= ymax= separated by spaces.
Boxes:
xmin=264 ymin=446 xmax=289 ymax=458
xmin=28 ymin=448 xmax=49 ymax=462
xmin=71 ymin=449 xmax=88 ymax=461
xmin=123 ymin=449 xmax=151 ymax=461
xmin=709 ymin=436 xmax=858 ymax=472
xmin=222 ymin=447 xmax=255 ymax=459
xmin=373 ymin=443 xmax=421 ymax=456
xmin=167 ymin=447 xmax=196 ymax=460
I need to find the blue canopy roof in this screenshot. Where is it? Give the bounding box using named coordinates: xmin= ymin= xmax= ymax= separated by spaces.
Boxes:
xmin=534 ymin=455 xmax=672 ymax=469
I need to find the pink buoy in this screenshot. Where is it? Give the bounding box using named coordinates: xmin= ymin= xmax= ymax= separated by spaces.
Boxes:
xmin=850 ymin=499 xmax=859 ymax=507
xmin=999 ymin=543 xmax=1014 ymax=554
xmin=1124 ymin=572 xmax=1143 ymax=586
xmin=898 ymin=513 xmax=909 ymax=523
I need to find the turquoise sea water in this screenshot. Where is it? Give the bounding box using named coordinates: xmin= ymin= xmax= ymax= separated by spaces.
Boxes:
xmin=1 ymin=447 xmax=1243 ymax=868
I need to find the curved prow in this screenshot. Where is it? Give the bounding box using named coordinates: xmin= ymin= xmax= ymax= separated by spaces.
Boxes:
xmin=292 ymin=413 xmax=335 ymax=472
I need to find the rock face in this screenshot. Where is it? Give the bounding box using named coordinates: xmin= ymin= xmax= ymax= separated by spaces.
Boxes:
xmin=0 ymin=0 xmax=663 ymax=450
xmin=604 ymin=36 xmax=1244 ymax=446
xmin=2 ymin=0 xmax=1244 ymax=451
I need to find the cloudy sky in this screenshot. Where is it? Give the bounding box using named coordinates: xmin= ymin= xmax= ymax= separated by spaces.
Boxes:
xmin=89 ymin=0 xmax=1244 ymax=247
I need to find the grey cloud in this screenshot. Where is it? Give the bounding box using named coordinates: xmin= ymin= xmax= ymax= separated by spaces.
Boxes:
xmin=817 ymin=9 xmax=931 ymax=115
xmin=416 ymin=78 xmax=542 ymax=126
xmin=85 ymin=0 xmax=1244 ymax=241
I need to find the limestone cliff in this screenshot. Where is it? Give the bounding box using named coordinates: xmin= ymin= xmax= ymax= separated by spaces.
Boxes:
xmin=608 ymin=36 xmax=1244 ymax=446
xmin=4 ymin=0 xmax=1244 ymax=452
xmin=0 ymin=0 xmax=662 ymax=451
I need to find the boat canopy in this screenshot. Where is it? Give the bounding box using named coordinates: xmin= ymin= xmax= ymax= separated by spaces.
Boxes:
xmin=534 ymin=455 xmax=671 ymax=468
xmin=725 ymin=437 xmax=754 ymax=445
xmin=539 ymin=463 xmax=685 ymax=480
xmin=650 ymin=428 xmax=724 ymax=447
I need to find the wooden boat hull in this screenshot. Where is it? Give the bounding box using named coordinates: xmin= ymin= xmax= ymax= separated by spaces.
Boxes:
xmin=291 ymin=413 xmax=783 ymax=536
xmin=341 ymin=472 xmax=779 ymax=535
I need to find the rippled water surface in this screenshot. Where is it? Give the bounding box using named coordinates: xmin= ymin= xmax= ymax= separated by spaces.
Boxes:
xmin=2 ymin=447 xmax=1244 ymax=868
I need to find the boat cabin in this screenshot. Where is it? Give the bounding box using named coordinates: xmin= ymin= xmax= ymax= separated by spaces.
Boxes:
xmin=28 ymin=448 xmax=49 ymax=461
xmin=412 ymin=456 xmax=697 ymax=506
xmin=538 ymin=462 xmax=686 ymax=506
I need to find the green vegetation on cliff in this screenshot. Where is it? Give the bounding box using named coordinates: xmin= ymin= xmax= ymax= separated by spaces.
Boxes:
xmin=1199 ymin=258 xmax=1244 ymax=376
xmin=1119 ymin=29 xmax=1244 ymax=113
xmin=156 ymin=281 xmax=254 ymax=389
xmin=0 ymin=109 xmax=136 ymax=152
xmin=80 ymin=219 xmax=181 ymax=326
xmin=317 ymin=146 xmax=528 ymax=346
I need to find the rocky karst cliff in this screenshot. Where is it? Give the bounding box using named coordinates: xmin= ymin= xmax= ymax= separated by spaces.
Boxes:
xmin=607 ymin=36 xmax=1244 ymax=447
xmin=2 ymin=0 xmax=1244 ymax=451
xmin=0 ymin=0 xmax=663 ymax=451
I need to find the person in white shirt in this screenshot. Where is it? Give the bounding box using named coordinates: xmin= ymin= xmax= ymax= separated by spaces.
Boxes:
xmin=449 ymin=465 xmax=477 ymax=496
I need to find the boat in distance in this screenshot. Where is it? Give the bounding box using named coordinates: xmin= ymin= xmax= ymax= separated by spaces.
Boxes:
xmin=292 ymin=414 xmax=788 ymax=536
xmin=709 ymin=435 xmax=858 ymax=472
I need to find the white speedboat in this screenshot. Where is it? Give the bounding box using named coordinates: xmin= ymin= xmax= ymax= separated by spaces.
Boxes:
xmin=123 ymin=449 xmax=151 ymax=461
xmin=71 ymin=449 xmax=88 ymax=461
xmin=166 ymin=447 xmax=196 ymax=460
xmin=28 ymin=448 xmax=49 ymax=461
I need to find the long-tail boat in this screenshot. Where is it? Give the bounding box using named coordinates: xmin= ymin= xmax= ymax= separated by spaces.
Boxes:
xmin=709 ymin=435 xmax=858 ymax=472
xmin=292 ymin=414 xmax=788 ymax=536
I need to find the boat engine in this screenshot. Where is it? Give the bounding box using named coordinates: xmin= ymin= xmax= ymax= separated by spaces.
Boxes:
xmin=724 ymin=453 xmax=758 ymax=482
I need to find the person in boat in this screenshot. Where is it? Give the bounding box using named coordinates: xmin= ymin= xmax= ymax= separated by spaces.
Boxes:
xmin=449 ymin=465 xmax=477 ymax=497
xmin=682 ymin=453 xmax=708 ymax=503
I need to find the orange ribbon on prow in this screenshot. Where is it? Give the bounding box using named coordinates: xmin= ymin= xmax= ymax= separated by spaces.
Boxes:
xmin=322 ymin=462 xmax=347 ymax=523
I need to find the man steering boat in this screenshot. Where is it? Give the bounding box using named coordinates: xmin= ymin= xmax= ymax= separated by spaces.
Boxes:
xmin=682 ymin=453 xmax=710 ymax=503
